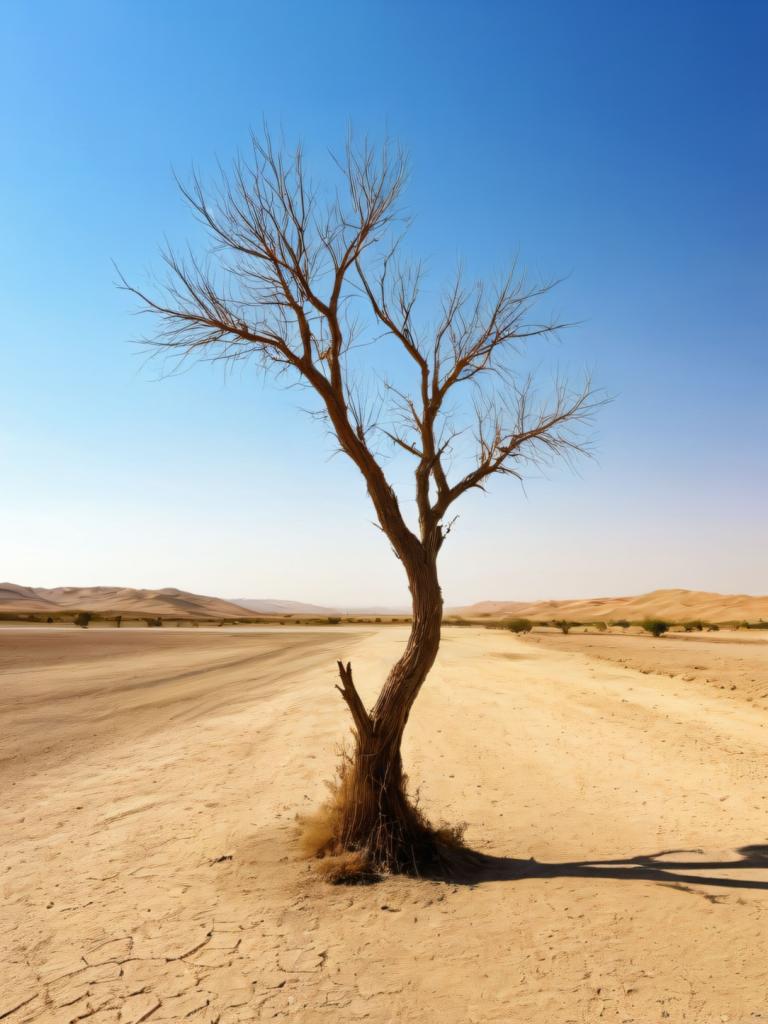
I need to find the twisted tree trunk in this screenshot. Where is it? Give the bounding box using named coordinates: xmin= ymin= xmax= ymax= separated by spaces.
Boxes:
xmin=333 ymin=553 xmax=448 ymax=873
xmin=128 ymin=130 xmax=598 ymax=879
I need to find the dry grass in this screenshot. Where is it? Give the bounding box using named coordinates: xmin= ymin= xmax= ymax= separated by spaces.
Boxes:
xmin=297 ymin=785 xmax=377 ymax=884
xmin=314 ymin=850 xmax=376 ymax=884
xmin=298 ymin=745 xmax=469 ymax=882
xmin=297 ymin=745 xmax=355 ymax=856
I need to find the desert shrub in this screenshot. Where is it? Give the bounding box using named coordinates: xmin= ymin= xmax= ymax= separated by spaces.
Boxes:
xmin=74 ymin=611 xmax=92 ymax=629
xmin=144 ymin=616 xmax=162 ymax=628
xmin=642 ymin=618 xmax=669 ymax=637
xmin=114 ymin=615 xmax=122 ymax=628
xmin=505 ymin=618 xmax=532 ymax=634
xmin=683 ymin=619 xmax=704 ymax=632
xmin=612 ymin=619 xmax=630 ymax=629
xmin=327 ymin=616 xmax=341 ymax=625
xmin=552 ymin=619 xmax=572 ymax=634
xmin=594 ymin=620 xmax=607 ymax=632
xmin=706 ymin=623 xmax=720 ymax=631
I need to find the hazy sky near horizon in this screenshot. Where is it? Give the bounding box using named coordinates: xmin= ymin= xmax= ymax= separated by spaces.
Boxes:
xmin=1 ymin=1 xmax=766 ymax=606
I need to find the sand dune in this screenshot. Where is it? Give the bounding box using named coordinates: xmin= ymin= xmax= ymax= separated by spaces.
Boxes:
xmin=0 ymin=583 xmax=393 ymax=620
xmin=232 ymin=598 xmax=337 ymax=615
xmin=0 ymin=582 xmax=254 ymax=619
xmin=453 ymin=586 xmax=768 ymax=622
xmin=233 ymin=599 xmax=410 ymax=616
xmin=6 ymin=582 xmax=767 ymax=625
xmin=2 ymin=625 xmax=767 ymax=1022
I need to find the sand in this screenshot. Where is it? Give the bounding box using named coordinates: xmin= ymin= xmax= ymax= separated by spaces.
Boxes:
xmin=7 ymin=582 xmax=768 ymax=624
xmin=455 ymin=587 xmax=768 ymax=623
xmin=529 ymin=628 xmax=768 ymax=707
xmin=2 ymin=625 xmax=767 ymax=1023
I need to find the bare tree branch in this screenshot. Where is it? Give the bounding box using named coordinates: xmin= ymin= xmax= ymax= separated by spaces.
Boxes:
xmin=121 ymin=128 xmax=605 ymax=875
xmin=121 ymin=128 xmax=600 ymax=560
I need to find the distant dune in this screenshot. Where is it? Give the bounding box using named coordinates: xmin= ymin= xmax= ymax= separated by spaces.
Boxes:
xmin=0 ymin=583 xmax=252 ymax=620
xmin=0 ymin=583 xmax=407 ymax=620
xmin=450 ymin=588 xmax=768 ymax=623
xmin=232 ymin=599 xmax=410 ymax=616
xmin=231 ymin=598 xmax=337 ymax=615
xmin=4 ymin=582 xmax=766 ymax=624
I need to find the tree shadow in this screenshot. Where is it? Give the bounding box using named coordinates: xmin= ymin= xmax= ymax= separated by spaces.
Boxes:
xmin=440 ymin=843 xmax=768 ymax=891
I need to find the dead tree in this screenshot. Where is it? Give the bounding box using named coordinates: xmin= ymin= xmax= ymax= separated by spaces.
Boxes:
xmin=122 ymin=132 xmax=599 ymax=876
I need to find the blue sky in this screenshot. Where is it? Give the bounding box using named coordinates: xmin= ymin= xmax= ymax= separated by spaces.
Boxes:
xmin=1 ymin=0 xmax=766 ymax=605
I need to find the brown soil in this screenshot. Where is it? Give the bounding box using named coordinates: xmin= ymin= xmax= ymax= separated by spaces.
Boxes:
xmin=2 ymin=625 xmax=767 ymax=1023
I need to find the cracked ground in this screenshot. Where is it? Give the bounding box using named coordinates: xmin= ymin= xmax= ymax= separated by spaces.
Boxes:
xmin=2 ymin=625 xmax=768 ymax=1023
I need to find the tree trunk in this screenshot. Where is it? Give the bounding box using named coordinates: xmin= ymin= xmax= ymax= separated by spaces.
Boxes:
xmin=332 ymin=553 xmax=449 ymax=874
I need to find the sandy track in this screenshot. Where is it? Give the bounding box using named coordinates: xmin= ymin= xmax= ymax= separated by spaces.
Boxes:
xmin=529 ymin=628 xmax=768 ymax=707
xmin=2 ymin=626 xmax=767 ymax=1023
xmin=0 ymin=629 xmax=361 ymax=780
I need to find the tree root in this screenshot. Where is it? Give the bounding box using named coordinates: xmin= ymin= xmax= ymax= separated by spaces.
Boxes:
xmin=299 ymin=777 xmax=468 ymax=882
xmin=299 ymin=659 xmax=471 ymax=882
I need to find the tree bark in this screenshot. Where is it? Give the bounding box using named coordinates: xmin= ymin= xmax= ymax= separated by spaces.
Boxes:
xmin=333 ymin=551 xmax=445 ymax=873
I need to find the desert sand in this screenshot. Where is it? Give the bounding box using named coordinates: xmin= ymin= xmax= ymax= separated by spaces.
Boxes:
xmin=455 ymin=587 xmax=768 ymax=623
xmin=529 ymin=628 xmax=768 ymax=708
xmin=3 ymin=625 xmax=768 ymax=1023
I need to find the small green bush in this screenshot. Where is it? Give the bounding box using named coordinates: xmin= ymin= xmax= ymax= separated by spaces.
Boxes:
xmin=506 ymin=618 xmax=532 ymax=634
xmin=74 ymin=611 xmax=92 ymax=629
xmin=642 ymin=618 xmax=669 ymax=637
xmin=594 ymin=620 xmax=607 ymax=632
xmin=611 ymin=619 xmax=630 ymax=629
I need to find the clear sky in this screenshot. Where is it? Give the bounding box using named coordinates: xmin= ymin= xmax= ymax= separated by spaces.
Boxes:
xmin=1 ymin=0 xmax=766 ymax=607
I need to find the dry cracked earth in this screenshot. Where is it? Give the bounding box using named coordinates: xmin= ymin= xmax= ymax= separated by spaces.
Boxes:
xmin=3 ymin=625 xmax=768 ymax=1023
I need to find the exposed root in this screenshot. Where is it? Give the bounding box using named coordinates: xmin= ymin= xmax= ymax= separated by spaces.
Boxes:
xmin=298 ymin=744 xmax=470 ymax=883
xmin=298 ymin=658 xmax=473 ymax=882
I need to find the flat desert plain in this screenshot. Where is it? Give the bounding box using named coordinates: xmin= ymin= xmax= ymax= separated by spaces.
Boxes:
xmin=2 ymin=625 xmax=768 ymax=1024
